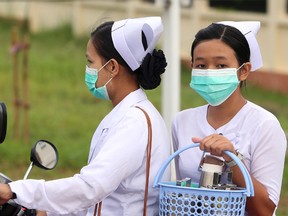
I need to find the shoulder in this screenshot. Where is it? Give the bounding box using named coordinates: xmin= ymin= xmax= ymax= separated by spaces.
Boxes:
xmin=174 ymin=105 xmax=207 ymax=123
xmin=245 ymin=101 xmax=286 ymax=140
xmin=124 ymin=106 xmax=147 ymax=122
xmin=123 ymin=103 xmax=161 ymax=126
xmin=246 ymin=101 xmax=280 ymax=122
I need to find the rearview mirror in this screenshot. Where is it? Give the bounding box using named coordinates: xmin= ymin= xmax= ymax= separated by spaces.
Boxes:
xmin=0 ymin=102 xmax=7 ymax=144
xmin=24 ymin=140 xmax=59 ymax=180
xmin=31 ymin=140 xmax=59 ymax=170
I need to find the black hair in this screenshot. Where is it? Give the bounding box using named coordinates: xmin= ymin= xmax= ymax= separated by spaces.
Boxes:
xmin=90 ymin=21 xmax=129 ymax=68
xmin=191 ymin=23 xmax=250 ymax=66
xmin=90 ymin=21 xmax=167 ymax=90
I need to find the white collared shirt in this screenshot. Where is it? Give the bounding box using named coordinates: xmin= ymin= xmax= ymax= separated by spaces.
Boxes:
xmin=172 ymin=101 xmax=287 ymax=216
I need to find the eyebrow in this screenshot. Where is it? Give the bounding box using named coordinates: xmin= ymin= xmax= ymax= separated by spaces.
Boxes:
xmin=194 ymin=56 xmax=228 ymax=61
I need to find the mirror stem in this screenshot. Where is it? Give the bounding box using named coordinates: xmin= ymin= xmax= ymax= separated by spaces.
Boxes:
xmin=23 ymin=162 xmax=34 ymax=180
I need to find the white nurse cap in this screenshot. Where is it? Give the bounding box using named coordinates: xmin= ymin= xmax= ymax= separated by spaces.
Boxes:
xmin=217 ymin=21 xmax=263 ymax=71
xmin=111 ymin=16 xmax=163 ymax=71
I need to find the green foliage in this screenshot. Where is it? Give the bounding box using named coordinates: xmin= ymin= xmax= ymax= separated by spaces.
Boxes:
xmin=0 ymin=19 xmax=111 ymax=179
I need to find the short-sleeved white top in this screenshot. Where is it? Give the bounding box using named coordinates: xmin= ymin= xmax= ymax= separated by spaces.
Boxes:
xmin=172 ymin=101 xmax=287 ymax=209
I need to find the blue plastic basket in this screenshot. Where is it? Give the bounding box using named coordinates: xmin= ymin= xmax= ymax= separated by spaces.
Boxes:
xmin=153 ymin=143 xmax=254 ymax=216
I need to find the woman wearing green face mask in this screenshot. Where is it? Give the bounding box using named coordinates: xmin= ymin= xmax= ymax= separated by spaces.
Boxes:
xmin=172 ymin=21 xmax=286 ymax=216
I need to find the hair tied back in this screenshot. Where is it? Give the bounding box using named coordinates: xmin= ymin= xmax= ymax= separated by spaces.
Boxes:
xmin=139 ymin=49 xmax=167 ymax=90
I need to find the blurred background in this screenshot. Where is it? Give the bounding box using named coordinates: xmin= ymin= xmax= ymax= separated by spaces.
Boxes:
xmin=0 ymin=0 xmax=287 ymax=215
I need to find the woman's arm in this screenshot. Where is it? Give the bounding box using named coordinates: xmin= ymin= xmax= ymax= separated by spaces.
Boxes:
xmin=229 ymin=161 xmax=275 ymax=216
xmin=192 ymin=134 xmax=279 ymax=215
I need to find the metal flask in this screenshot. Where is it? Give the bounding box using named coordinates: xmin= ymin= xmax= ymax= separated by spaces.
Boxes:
xmin=198 ymin=154 xmax=233 ymax=189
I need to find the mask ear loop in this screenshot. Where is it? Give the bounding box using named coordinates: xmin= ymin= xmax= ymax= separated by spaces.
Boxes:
xmin=98 ymin=59 xmax=112 ymax=72
xmin=102 ymin=69 xmax=114 ymax=101
xmin=104 ymin=77 xmax=113 ymax=87
xmin=237 ymin=63 xmax=246 ymax=71
xmin=238 ymin=63 xmax=248 ymax=88
xmin=98 ymin=59 xmax=114 ymax=87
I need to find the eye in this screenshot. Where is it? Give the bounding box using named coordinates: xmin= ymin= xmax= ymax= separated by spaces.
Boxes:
xmin=216 ymin=64 xmax=227 ymax=69
xmin=195 ymin=64 xmax=206 ymax=69
xmin=86 ymin=59 xmax=93 ymax=66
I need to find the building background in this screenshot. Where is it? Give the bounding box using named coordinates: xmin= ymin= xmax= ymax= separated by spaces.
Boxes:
xmin=1 ymin=0 xmax=288 ymax=74
xmin=0 ymin=0 xmax=287 ymax=70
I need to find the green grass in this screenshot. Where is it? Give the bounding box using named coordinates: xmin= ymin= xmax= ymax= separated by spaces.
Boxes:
xmin=0 ymin=19 xmax=112 ymax=177
xmin=0 ymin=18 xmax=287 ymax=214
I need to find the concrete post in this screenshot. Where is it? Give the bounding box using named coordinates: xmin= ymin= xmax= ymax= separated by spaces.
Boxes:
xmin=266 ymin=0 xmax=286 ymax=71
xmin=162 ymin=0 xmax=181 ymax=130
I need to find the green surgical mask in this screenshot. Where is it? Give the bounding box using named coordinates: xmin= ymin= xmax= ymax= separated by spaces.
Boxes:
xmin=85 ymin=61 xmax=112 ymax=100
xmin=190 ymin=65 xmax=244 ymax=106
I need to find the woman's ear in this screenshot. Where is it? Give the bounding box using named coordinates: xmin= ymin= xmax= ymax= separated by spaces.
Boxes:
xmin=239 ymin=62 xmax=251 ymax=81
xmin=109 ymin=59 xmax=120 ymax=77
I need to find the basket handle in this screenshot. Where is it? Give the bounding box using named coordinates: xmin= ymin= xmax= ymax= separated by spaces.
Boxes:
xmin=153 ymin=143 xmax=254 ymax=197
